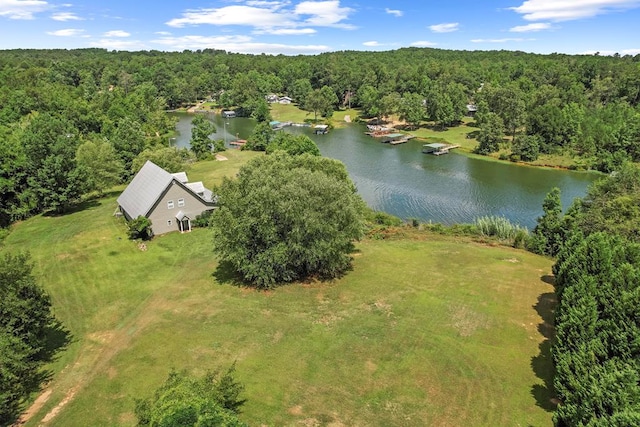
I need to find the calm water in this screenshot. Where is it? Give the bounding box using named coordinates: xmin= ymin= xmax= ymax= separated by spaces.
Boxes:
xmin=170 ymin=112 xmax=599 ymax=229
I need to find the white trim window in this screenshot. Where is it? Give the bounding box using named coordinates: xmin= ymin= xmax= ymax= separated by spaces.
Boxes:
xmin=178 ymin=198 xmax=185 ymax=207
xmin=167 ymin=200 xmax=174 ymax=209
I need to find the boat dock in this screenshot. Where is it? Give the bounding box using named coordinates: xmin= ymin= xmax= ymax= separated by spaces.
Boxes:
xmin=229 ymin=139 xmax=247 ymax=148
xmin=422 ymin=143 xmax=460 ymax=155
xmin=381 ymin=133 xmax=415 ymax=145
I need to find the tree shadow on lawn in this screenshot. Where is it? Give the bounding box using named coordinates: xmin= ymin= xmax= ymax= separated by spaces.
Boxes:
xmin=43 ymin=190 xmax=121 ymax=218
xmin=530 ymin=280 xmax=558 ymax=413
xmin=211 ymin=261 xmax=248 ymax=287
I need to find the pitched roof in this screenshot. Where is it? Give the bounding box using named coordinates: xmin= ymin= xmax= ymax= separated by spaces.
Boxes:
xmin=171 ymin=171 xmax=188 ymax=183
xmin=117 ymin=161 xmax=175 ymax=219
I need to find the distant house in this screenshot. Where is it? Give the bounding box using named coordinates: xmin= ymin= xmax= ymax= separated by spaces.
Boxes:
xmin=266 ymin=94 xmax=279 ymax=103
xmin=117 ymin=161 xmax=216 ymax=235
xmin=466 ymin=104 xmax=478 ymax=117
xmin=222 ymin=110 xmax=236 ymax=118
xmin=278 ymin=96 xmax=293 ymax=104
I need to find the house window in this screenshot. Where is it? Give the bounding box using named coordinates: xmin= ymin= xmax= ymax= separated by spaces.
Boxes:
xmin=167 ymin=200 xmax=174 ymax=209
xmin=178 ymin=198 xmax=185 ymax=207
xmin=167 ymin=220 xmax=172 ymax=226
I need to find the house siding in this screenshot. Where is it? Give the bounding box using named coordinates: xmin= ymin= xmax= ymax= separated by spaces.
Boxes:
xmin=148 ymin=182 xmax=213 ymax=235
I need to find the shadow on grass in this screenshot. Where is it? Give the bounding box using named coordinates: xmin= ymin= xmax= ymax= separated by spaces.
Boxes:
xmin=530 ymin=288 xmax=558 ymax=413
xmin=212 ymin=261 xmax=247 ymax=287
xmin=38 ymin=319 xmax=73 ymax=362
xmin=43 ymin=190 xmax=122 ymax=218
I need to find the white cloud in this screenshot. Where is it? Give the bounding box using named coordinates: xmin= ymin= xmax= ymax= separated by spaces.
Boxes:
xmin=429 ymin=22 xmax=459 ymax=33
xmin=151 ymin=34 xmax=330 ymax=55
xmin=259 ymin=28 xmax=317 ymax=35
xmin=385 ymin=8 xmax=402 ymax=17
xmin=155 ymin=31 xmax=171 ymax=36
xmin=46 ymin=28 xmax=84 ymax=36
xmin=471 ymin=38 xmax=534 ymax=43
xmin=166 ymin=1 xmax=354 ymax=31
xmin=103 ymin=30 xmax=130 ymax=37
xmin=90 ymin=38 xmax=146 ymax=50
xmin=582 ymin=48 xmax=640 ymax=55
xmin=51 ymin=11 xmax=82 ymax=21
xmin=0 ymin=0 xmax=49 ymax=19
xmin=410 ymin=40 xmax=437 ymax=47
xmin=510 ymin=0 xmax=640 ymax=22
xmin=295 ymin=0 xmax=354 ymax=28
xmin=510 ymin=22 xmax=552 ymax=32
xmin=363 ymin=40 xmax=379 ymax=46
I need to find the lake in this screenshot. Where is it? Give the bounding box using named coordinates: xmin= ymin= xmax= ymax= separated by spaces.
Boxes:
xmin=170 ymin=112 xmax=599 ymax=229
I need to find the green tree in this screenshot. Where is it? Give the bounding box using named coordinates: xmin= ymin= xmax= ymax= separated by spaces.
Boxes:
xmin=398 ymin=93 xmax=425 ymax=129
xmin=511 ymin=134 xmax=541 ymax=162
xmin=244 ymin=121 xmax=275 ymax=152
xmin=475 ymin=112 xmax=504 ymax=155
xmin=265 ymin=133 xmax=320 ymax=156
xmin=528 ymin=187 xmax=563 ymax=256
xmin=0 ymin=253 xmax=63 ymax=425
xmin=211 ymin=153 xmax=366 ymax=288
xmin=190 ymin=114 xmax=216 ymax=160
xmin=76 ymin=138 xmax=124 ymax=194
xmin=127 ymin=216 xmax=153 ymax=240
xmin=131 ymin=147 xmax=189 ymax=174
xmin=135 ymin=366 xmax=246 ymax=427
xmin=571 ymin=163 xmax=640 ymax=241
xmin=290 ymin=78 xmax=312 ymax=106
xmin=249 ymin=98 xmax=271 ymax=122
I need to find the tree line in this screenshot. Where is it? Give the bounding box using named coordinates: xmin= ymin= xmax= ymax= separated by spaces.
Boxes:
xmin=528 ymin=164 xmax=640 ymax=425
xmin=1 ymin=47 xmax=640 ymax=228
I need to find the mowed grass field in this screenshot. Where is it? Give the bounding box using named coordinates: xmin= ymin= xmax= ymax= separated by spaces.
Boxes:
xmin=4 ymin=152 xmax=556 ymax=426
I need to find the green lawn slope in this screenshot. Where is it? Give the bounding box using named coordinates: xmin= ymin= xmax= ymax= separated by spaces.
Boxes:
xmin=3 ymin=154 xmax=556 ymax=426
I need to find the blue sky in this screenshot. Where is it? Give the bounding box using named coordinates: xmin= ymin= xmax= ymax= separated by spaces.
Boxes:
xmin=1 ymin=0 xmax=639 ymax=55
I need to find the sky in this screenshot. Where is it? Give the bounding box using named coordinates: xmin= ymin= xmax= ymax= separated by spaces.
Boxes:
xmin=1 ymin=0 xmax=639 ymax=55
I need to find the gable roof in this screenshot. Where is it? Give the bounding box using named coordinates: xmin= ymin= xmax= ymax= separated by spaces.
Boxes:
xmin=171 ymin=171 xmax=188 ymax=183
xmin=118 ymin=161 xmax=216 ymax=220
xmin=117 ymin=161 xmax=174 ymax=219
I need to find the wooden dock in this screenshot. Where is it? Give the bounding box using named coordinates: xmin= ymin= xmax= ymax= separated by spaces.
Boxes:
xmin=389 ymin=135 xmax=415 ymax=145
xmin=423 ymin=143 xmax=460 ymax=155
xmin=229 ymin=139 xmax=247 ymax=148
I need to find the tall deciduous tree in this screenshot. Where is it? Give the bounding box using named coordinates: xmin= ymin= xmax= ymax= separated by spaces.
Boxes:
xmin=265 ymin=133 xmax=320 ymax=156
xmin=190 ymin=114 xmax=216 ymax=160
xmin=76 ymin=138 xmax=124 ymax=194
xmin=475 ymin=112 xmax=504 ymax=155
xmin=211 ymin=153 xmax=366 ymax=288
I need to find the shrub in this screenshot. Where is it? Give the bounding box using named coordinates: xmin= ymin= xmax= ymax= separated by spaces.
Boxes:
xmin=127 ymin=216 xmax=153 ymax=240
xmin=474 ymin=215 xmax=528 ymax=242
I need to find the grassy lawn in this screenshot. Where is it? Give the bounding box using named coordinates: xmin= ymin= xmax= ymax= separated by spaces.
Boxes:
xmin=3 ymin=156 xmax=556 ymax=427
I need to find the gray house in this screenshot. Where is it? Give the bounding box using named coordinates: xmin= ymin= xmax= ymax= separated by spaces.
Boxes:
xmin=117 ymin=161 xmax=216 ymax=235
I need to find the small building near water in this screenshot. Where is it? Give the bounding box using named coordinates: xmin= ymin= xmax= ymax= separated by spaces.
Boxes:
xmin=314 ymin=124 xmax=329 ymax=135
xmin=222 ymin=110 xmax=236 ymax=118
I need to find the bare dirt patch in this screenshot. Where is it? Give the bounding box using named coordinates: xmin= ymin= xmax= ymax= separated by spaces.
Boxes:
xmin=449 ymin=305 xmax=489 ymax=337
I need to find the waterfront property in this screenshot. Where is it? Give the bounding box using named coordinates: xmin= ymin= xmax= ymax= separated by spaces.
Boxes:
xmin=117 ymin=161 xmax=216 ymax=235
xmin=222 ymin=110 xmax=236 ymax=118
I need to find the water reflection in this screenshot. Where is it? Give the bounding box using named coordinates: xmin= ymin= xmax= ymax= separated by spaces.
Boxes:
xmin=170 ymin=112 xmax=599 ymax=229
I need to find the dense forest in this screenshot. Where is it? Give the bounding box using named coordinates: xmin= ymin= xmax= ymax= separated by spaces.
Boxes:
xmin=1 ymin=47 xmax=640 ymax=227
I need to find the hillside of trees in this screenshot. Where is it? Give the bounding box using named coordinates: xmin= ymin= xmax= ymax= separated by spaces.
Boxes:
xmin=1 ymin=47 xmax=639 ymax=227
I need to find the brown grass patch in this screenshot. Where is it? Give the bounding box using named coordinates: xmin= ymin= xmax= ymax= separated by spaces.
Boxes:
xmin=449 ymin=305 xmax=489 ymax=337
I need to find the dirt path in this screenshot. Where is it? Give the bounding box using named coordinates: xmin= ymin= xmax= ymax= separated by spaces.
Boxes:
xmin=16 ymin=293 xmax=168 ymax=425
xmin=187 ymin=100 xmax=205 ymax=113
